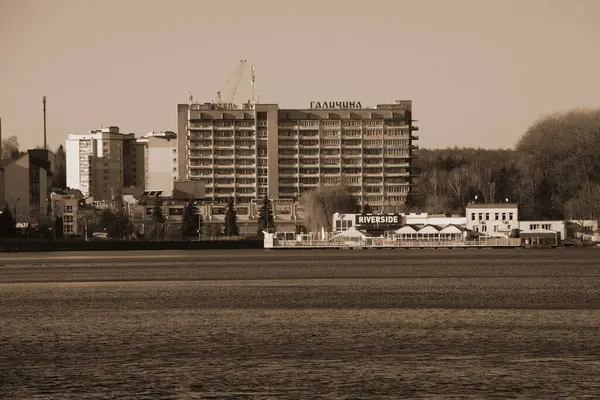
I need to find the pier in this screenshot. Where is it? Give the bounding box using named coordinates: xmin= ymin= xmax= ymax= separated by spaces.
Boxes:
xmin=264 ymin=232 xmax=522 ymax=250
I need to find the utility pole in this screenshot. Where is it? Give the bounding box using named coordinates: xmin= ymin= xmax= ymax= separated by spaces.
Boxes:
xmin=0 ymin=117 xmax=3 ymax=165
xmin=42 ymin=96 xmax=47 ymax=150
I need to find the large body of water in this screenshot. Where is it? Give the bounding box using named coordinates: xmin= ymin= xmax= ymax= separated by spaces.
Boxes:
xmin=1 ymin=248 xmax=599 ymax=399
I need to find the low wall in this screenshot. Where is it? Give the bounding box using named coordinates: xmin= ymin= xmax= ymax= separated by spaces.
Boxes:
xmin=0 ymin=239 xmax=264 ymax=253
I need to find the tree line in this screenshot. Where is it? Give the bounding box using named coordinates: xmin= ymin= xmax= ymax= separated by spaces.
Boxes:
xmin=418 ymin=108 xmax=600 ymax=221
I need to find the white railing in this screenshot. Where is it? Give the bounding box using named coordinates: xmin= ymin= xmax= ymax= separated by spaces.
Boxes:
xmin=266 ymin=237 xmax=521 ymax=249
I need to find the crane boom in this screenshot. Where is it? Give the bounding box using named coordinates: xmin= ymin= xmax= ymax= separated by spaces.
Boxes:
xmin=217 ymin=59 xmax=247 ymax=105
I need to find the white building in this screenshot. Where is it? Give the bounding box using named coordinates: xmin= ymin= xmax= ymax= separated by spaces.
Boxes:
xmin=66 ymin=126 xmax=138 ymax=200
xmin=465 ymin=203 xmax=518 ymax=236
xmin=136 ymin=131 xmax=178 ymax=196
xmin=332 ymin=212 xmax=466 ymax=233
xmin=519 ymin=220 xmax=567 ymax=240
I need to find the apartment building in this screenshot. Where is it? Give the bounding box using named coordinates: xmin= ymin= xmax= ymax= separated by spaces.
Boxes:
xmin=176 ymin=100 xmax=419 ymax=212
xmin=66 ymin=127 xmax=139 ymax=200
xmin=50 ymin=189 xmax=84 ymax=235
xmin=4 ymin=149 xmax=55 ymax=223
xmin=136 ymin=131 xmax=178 ymax=196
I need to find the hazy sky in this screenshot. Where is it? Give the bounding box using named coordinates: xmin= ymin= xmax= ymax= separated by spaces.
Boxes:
xmin=1 ymin=0 xmax=599 ymax=151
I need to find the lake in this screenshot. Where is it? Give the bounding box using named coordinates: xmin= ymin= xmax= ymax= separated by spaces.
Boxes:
xmin=1 ymin=248 xmax=599 ymax=399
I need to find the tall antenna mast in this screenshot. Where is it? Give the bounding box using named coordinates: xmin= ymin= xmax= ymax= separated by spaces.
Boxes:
xmin=251 ymin=65 xmax=256 ymax=104
xmin=42 ymin=96 xmax=47 ymax=150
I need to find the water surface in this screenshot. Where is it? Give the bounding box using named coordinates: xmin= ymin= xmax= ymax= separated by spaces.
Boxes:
xmin=1 ymin=249 xmax=599 ymax=399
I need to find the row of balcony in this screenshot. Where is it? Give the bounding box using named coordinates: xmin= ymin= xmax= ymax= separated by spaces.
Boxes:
xmin=188 ymin=154 xmax=417 ymax=161
xmin=189 ymin=123 xmax=412 ymax=130
xmin=189 ymin=168 xmax=412 ymax=175
xmin=197 ymin=179 xmax=411 ymax=185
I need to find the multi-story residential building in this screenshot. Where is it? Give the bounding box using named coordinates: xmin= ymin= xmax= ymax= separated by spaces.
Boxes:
xmin=4 ymin=149 xmax=55 ymax=224
xmin=177 ymin=100 xmax=419 ymax=212
xmin=136 ymin=131 xmax=178 ymax=196
xmin=66 ymin=126 xmax=138 ymax=200
xmin=50 ymin=189 xmax=84 ymax=235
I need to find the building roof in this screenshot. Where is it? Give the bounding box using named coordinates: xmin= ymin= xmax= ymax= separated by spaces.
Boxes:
xmin=466 ymin=203 xmax=518 ymax=209
xmin=439 ymin=225 xmax=464 ymax=234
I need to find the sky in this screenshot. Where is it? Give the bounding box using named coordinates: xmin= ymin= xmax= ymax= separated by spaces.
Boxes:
xmin=1 ymin=0 xmax=599 ymax=151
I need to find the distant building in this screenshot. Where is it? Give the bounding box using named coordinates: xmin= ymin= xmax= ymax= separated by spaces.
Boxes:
xmin=4 ymin=149 xmax=55 ymax=224
xmin=176 ymin=100 xmax=419 ymax=211
xmin=50 ymin=189 xmax=85 ymax=235
xmin=332 ymin=212 xmax=466 ymax=236
xmin=66 ymin=126 xmax=138 ymax=200
xmin=66 ymin=127 xmax=181 ymax=200
xmin=135 ymin=131 xmax=178 ymax=196
xmin=465 ymin=202 xmax=519 ymax=235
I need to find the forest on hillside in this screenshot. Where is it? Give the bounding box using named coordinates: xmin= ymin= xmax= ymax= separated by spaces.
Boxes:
xmin=416 ymin=108 xmax=600 ymax=221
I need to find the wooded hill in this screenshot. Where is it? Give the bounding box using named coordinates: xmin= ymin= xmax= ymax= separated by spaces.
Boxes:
xmin=417 ymin=108 xmax=600 ymax=220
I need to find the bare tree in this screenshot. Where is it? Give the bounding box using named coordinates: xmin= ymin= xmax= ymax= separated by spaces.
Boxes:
xmin=482 ymin=168 xmax=496 ymax=204
xmin=300 ymin=185 xmax=358 ymax=232
xmin=517 ymin=108 xmax=600 ymax=219
xmin=2 ymin=135 xmax=20 ymax=161
xmin=447 ymin=167 xmax=466 ymax=206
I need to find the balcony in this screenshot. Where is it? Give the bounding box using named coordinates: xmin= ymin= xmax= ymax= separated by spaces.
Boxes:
xmin=363 ymin=181 xmax=383 ymax=186
xmin=299 ymin=153 xmax=319 ymax=159
xmin=278 ymin=182 xmax=298 ymax=187
xmin=213 ymin=125 xmax=235 ymax=130
xmin=385 ymin=171 xmax=410 ymax=177
xmin=278 ymin=154 xmax=299 ymax=160
xmin=214 ymin=182 xmax=235 ymax=188
xmin=235 ymin=124 xmax=256 ymax=130
xmin=235 ymin=144 xmax=256 ymax=150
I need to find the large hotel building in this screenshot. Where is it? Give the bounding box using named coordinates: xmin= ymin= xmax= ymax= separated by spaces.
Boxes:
xmin=176 ymin=100 xmax=419 ymax=212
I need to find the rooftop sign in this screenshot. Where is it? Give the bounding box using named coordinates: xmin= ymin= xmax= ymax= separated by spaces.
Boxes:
xmin=355 ymin=214 xmax=402 ymax=226
xmin=310 ymin=101 xmax=363 ymax=109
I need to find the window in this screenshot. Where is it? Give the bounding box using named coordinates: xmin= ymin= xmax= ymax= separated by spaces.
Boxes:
xmin=485 ymin=213 xmax=490 ymax=220
xmin=471 ymin=213 xmax=476 ymax=221
xmin=482 ymin=225 xmax=487 ymax=232
xmin=509 ymin=212 xmax=514 ymax=220
xmin=495 ymin=213 xmax=499 ymax=220
xmin=502 ymin=213 xmax=506 ymax=220
xmin=542 ymin=224 xmax=551 ymax=230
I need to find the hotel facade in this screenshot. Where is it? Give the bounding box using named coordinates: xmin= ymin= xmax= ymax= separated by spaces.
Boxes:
xmin=176 ymin=100 xmax=419 ymax=212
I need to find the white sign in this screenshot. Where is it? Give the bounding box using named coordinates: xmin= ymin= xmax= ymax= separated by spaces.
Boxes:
xmin=356 ymin=215 xmax=400 ymax=225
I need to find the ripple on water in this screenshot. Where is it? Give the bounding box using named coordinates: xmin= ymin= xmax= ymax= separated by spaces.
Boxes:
xmin=1 ymin=271 xmax=600 ymax=399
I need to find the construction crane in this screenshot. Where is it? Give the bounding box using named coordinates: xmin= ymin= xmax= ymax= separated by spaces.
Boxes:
xmin=250 ymin=65 xmax=256 ymax=104
xmin=216 ymin=59 xmax=248 ymax=105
